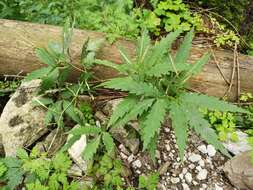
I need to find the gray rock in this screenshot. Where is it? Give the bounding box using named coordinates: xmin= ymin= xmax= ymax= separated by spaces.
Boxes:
xmin=132 ymin=159 xmax=142 ymax=168
xmin=223 ymin=151 xmax=253 ymax=190
xmin=68 ymin=164 xmax=83 ymax=177
xmin=68 ymin=126 xmax=87 ymax=172
xmin=102 ymin=99 xmax=122 ymax=116
xmin=207 ymin=145 xmax=216 ymax=157
xmin=0 ymin=80 xmax=49 ymax=156
xmin=171 ymin=177 xmax=180 ymax=184
xmin=197 ymin=145 xmax=207 ymax=154
xmin=185 ymin=172 xmax=192 ymax=183
xmin=188 ymin=153 xmax=201 ymax=162
xmin=223 ymin=131 xmax=251 ymax=155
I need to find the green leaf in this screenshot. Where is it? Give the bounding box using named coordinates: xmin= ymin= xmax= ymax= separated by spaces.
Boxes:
xmin=103 ymin=132 xmax=115 ymax=153
xmin=24 ymin=67 xmax=51 ymax=81
xmin=142 ymin=99 xmax=167 ymax=149
xmin=61 ymin=135 xmax=81 ymax=152
xmin=63 ymin=100 xmax=81 ymax=124
xmin=45 ymin=109 xmax=54 ymax=126
xmin=53 ymin=152 xmax=72 ymax=172
xmin=41 ymin=68 xmax=59 ymax=90
xmin=33 ymin=97 xmax=53 ymax=106
xmin=6 ymin=167 xmax=24 ymax=190
xmin=136 ymin=30 xmax=151 ymax=63
xmin=118 ymin=46 xmax=132 ymax=65
xmin=82 ymin=135 xmax=101 ymax=160
xmin=145 ymin=29 xmax=182 ymax=67
xmin=70 ymin=125 xmax=101 ymax=136
xmin=102 ymin=77 xmax=161 ymax=97
xmin=0 ymin=162 xmax=7 ymax=177
xmin=169 ymin=102 xmax=189 ymax=159
xmin=108 ymin=97 xmax=138 ymax=126
xmin=95 ymin=59 xmax=132 ymax=74
xmin=186 ymin=109 xmax=230 ymax=157
xmin=175 ymin=29 xmax=194 ymax=64
xmin=181 ymin=93 xmax=249 ymax=113
xmin=36 ymin=48 xmax=56 ymax=66
xmin=116 ymin=98 xmax=155 ymax=127
xmin=16 ymin=149 xmax=29 ymax=160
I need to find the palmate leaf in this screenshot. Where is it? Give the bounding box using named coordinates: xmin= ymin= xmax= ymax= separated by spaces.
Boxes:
xmin=169 ymin=102 xmax=189 ymax=159
xmin=118 ymin=46 xmax=133 ymax=65
xmin=174 ymin=29 xmax=194 ymax=64
xmin=186 ymin=109 xmax=230 ymax=157
xmin=181 ymin=93 xmax=249 ymax=113
xmin=63 ymin=100 xmax=82 ymax=124
xmin=82 ymin=135 xmax=101 ymax=160
xmin=142 ymin=99 xmax=167 ymax=150
xmin=145 ymin=29 xmax=182 ymax=68
xmin=102 ymin=77 xmax=161 ymax=97
xmin=116 ymin=98 xmax=155 ymax=127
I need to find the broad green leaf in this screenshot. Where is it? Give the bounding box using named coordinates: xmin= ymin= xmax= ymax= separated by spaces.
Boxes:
xmin=175 ymin=29 xmax=194 ymax=64
xmin=118 ymin=46 xmax=132 ymax=65
xmin=169 ymin=102 xmax=189 ymax=159
xmin=102 ymin=132 xmax=115 ymax=153
xmin=36 ymin=48 xmax=56 ymax=66
xmin=108 ymin=97 xmax=138 ymax=126
xmin=41 ymin=68 xmax=59 ymax=90
xmin=24 ymin=67 xmax=51 ymax=81
xmin=142 ymin=99 xmax=167 ymax=149
xmin=16 ymin=149 xmax=29 ymax=160
xmin=102 ymin=77 xmax=161 ymax=97
xmin=70 ymin=125 xmax=101 ymax=136
xmin=82 ymin=135 xmax=101 ymax=160
xmin=145 ymin=29 xmax=182 ymax=67
xmin=181 ymin=93 xmax=249 ymax=114
xmin=116 ymin=98 xmax=155 ymax=127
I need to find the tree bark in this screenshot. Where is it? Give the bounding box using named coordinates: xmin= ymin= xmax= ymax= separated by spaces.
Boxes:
xmin=0 ymin=19 xmax=253 ymax=100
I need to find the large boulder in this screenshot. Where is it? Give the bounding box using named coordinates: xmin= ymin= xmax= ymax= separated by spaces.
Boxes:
xmin=0 ymin=80 xmax=49 ymax=156
xmin=223 ymin=151 xmax=253 ymax=190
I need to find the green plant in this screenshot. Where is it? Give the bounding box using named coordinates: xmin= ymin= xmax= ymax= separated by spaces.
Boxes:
xmin=203 ymin=110 xmax=238 ymax=142
xmin=0 ymin=148 xmax=78 ymax=190
xmin=0 ymin=80 xmax=21 ymax=97
xmin=97 ymin=29 xmax=248 ymax=160
xmin=150 ymin=0 xmax=204 ymax=34
xmin=138 ymin=172 xmax=159 ymax=190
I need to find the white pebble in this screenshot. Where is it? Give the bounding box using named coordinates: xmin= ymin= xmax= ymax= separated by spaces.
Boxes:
xmin=189 ymin=164 xmax=195 ymax=169
xmin=199 ymin=159 xmax=205 ymax=167
xmin=179 ymin=173 xmax=184 ymax=179
xmin=188 ymin=153 xmax=202 ymax=162
xmin=185 ymin=172 xmax=192 ymax=183
xmin=197 ymin=145 xmax=207 ymax=154
xmin=214 ymin=184 xmax=223 ymax=190
xmin=196 ymin=166 xmax=202 ymax=171
xmin=171 ymin=177 xmax=180 ymax=184
xmin=133 ymin=159 xmax=142 ymax=168
xmin=182 ymin=183 xmax=190 ymax=190
xmin=127 ymin=154 xmax=135 ymax=163
xmin=197 ymin=169 xmax=208 ymax=180
xmin=207 ymin=145 xmax=216 ymax=157
xmin=182 ymin=168 xmax=188 ymax=174
xmin=165 ymin=144 xmax=171 ymax=151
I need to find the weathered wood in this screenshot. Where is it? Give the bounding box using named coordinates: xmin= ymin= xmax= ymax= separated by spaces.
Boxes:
xmin=0 ymin=19 xmax=253 ymax=100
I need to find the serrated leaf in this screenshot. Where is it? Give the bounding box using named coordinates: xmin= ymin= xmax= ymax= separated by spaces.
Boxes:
xmin=169 ymin=102 xmax=189 ymax=160
xmin=186 ymin=109 xmax=230 ymax=157
xmin=82 ymin=135 xmax=101 ymax=160
xmin=145 ymin=29 xmax=182 ymax=67
xmin=33 ymin=97 xmax=53 ymax=106
xmin=102 ymin=77 xmax=161 ymax=97
xmin=175 ymin=29 xmax=194 ymax=64
xmin=61 ymin=135 xmax=81 ymax=152
xmin=142 ymin=99 xmax=167 ymax=150
xmin=63 ymin=100 xmax=81 ymax=124
xmin=95 ymin=59 xmax=133 ymax=74
xmin=45 ymin=109 xmax=54 ymax=126
xmin=41 ymin=68 xmax=59 ymax=90
xmin=118 ymin=46 xmax=132 ymax=65
xmin=24 ymin=67 xmax=52 ymax=81
xmin=116 ymin=98 xmax=155 ymax=127
xmin=36 ymin=48 xmax=56 ymax=66
xmin=6 ymin=167 xmax=24 ymax=190
xmin=70 ymin=125 xmax=101 ymax=136
xmin=108 ymin=97 xmax=138 ymax=126
xmin=103 ymin=132 xmax=115 ymax=153
xmin=181 ymin=93 xmax=249 ymax=113
xmin=16 ymin=149 xmax=29 ymax=160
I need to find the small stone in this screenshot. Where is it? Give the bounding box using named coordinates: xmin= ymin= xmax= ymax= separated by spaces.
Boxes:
xmin=214 ymin=184 xmax=223 ymax=190
xmin=197 ymin=145 xmax=207 ymax=154
xmin=136 ymin=170 xmax=141 ymax=174
xmin=133 ymin=159 xmax=142 ymax=168
xmin=179 ymin=173 xmax=184 ymax=179
xmin=188 ymin=153 xmax=201 ymax=162
xmin=127 ymin=154 xmax=135 ymax=163
xmin=158 ymin=161 xmax=171 ymax=175
xmin=202 ymin=184 xmax=207 ymax=189
xmin=182 ymin=168 xmax=188 ymax=174
xmin=197 ymin=169 xmax=208 ymax=180
xmin=171 ymin=177 xmax=180 ymax=184
xmin=207 ymin=145 xmax=216 ymax=157
xmin=193 ymin=181 xmax=198 ymax=185
xmin=120 ymin=152 xmax=128 ymax=159
xmin=189 ymin=164 xmax=195 ymax=169
xmin=185 ymin=172 xmax=192 ymax=183
xmin=199 ymin=159 xmax=205 ymax=167
xmin=182 ymin=183 xmax=190 ymax=190
xmin=196 ymin=166 xmax=202 ymax=171
xmin=164 ymin=128 xmax=170 ymax=133
xmin=165 ymin=144 xmax=171 ymax=151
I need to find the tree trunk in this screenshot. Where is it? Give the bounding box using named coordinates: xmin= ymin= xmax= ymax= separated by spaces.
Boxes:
xmin=0 ymin=19 xmax=253 ymax=100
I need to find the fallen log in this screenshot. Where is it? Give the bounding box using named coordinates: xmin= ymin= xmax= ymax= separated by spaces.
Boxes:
xmin=0 ymin=19 xmax=253 ymax=100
